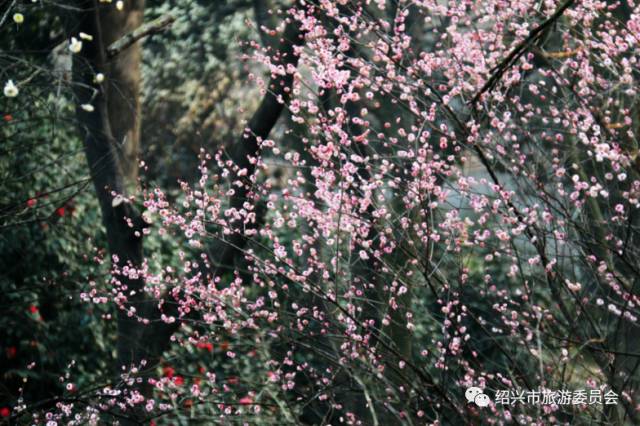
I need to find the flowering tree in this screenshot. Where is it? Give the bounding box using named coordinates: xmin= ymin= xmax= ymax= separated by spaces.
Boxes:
xmin=3 ymin=0 xmax=640 ymax=424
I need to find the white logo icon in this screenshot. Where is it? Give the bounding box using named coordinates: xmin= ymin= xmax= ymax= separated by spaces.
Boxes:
xmin=465 ymin=386 xmax=491 ymax=407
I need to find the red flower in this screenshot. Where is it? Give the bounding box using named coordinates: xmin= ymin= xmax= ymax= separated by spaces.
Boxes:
xmin=162 ymin=366 xmax=175 ymax=378
xmin=26 ymin=198 xmax=37 ymax=208
xmin=3 ymin=114 xmax=12 ymax=122
xmin=29 ymin=305 xmax=38 ymax=314
xmin=239 ymin=396 xmax=253 ymax=405
xmin=227 ymin=376 xmax=239 ymax=385
xmin=6 ymin=346 xmax=17 ymax=359
xmin=0 ymin=407 xmax=9 ymax=417
xmin=55 ymin=207 xmax=65 ymax=217
xmin=173 ymin=376 xmax=184 ymax=386
xmin=196 ymin=342 xmax=213 ymax=352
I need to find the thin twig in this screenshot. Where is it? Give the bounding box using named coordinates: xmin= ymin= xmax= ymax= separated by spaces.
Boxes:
xmin=0 ymin=0 xmax=17 ymax=28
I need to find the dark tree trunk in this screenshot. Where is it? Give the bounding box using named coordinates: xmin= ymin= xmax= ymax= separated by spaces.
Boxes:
xmin=71 ymin=0 xmax=149 ymax=407
xmin=211 ymin=16 xmax=305 ymax=276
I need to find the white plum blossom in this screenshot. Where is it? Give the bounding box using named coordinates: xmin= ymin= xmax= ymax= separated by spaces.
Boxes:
xmin=111 ymin=195 xmax=126 ymax=207
xmin=81 ymin=104 xmax=95 ymax=112
xmin=3 ymin=80 xmax=18 ymax=98
xmin=69 ymin=37 xmax=83 ymax=53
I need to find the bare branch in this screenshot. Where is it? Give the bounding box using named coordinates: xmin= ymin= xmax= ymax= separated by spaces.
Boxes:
xmin=106 ymin=14 xmax=175 ymax=58
xmin=469 ymin=0 xmax=576 ymax=106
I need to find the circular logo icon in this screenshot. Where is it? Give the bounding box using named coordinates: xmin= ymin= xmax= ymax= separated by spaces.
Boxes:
xmin=474 ymin=393 xmax=491 ymax=407
xmin=465 ymin=386 xmax=483 ymax=403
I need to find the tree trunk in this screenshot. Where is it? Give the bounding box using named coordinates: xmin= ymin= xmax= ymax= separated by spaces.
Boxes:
xmin=71 ymin=3 xmax=149 ymax=423
xmin=99 ymin=0 xmax=145 ymax=183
